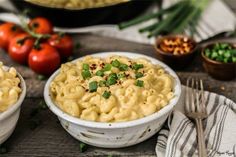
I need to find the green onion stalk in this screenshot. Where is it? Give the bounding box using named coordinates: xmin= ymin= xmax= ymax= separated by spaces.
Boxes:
xmin=118 ymin=0 xmax=211 ymax=38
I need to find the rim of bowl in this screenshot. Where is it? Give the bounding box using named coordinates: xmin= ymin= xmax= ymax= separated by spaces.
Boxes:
xmin=0 ymin=66 xmax=26 ymax=121
xmin=154 ymin=34 xmax=197 ymax=57
xmin=201 ymin=42 xmax=236 ymax=65
xmin=44 ymin=52 xmax=182 ymax=129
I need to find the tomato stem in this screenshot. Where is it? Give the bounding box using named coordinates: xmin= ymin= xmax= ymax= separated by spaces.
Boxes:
xmin=34 ymin=38 xmax=41 ymax=50
xmin=18 ymin=15 xmax=51 ymax=41
xmin=16 ymin=36 xmax=30 ymax=45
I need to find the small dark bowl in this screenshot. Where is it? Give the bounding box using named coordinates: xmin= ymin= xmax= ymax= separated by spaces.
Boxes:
xmin=201 ymin=43 xmax=236 ymax=80
xmin=154 ymin=34 xmax=197 ymax=70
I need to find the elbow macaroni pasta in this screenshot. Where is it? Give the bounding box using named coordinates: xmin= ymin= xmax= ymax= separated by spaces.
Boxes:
xmin=0 ymin=62 xmax=22 ymax=112
xmin=50 ymin=55 xmax=175 ymax=122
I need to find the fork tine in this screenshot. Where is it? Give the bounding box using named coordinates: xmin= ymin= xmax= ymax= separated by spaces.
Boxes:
xmin=195 ymin=78 xmax=200 ymax=112
xmin=200 ymin=79 xmax=207 ymax=114
xmin=185 ymin=77 xmax=191 ymax=112
xmin=190 ymin=78 xmax=195 ymax=112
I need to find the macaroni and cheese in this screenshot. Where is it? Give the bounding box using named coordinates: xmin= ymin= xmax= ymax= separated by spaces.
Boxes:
xmin=50 ymin=55 xmax=174 ymax=122
xmin=0 ymin=62 xmax=22 ymax=112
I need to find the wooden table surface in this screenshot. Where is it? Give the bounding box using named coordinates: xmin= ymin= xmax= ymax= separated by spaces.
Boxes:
xmin=0 ymin=34 xmax=235 ymax=157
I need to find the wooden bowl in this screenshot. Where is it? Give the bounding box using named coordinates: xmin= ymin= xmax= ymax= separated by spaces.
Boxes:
xmin=201 ymin=43 xmax=236 ymax=80
xmin=154 ymin=34 xmax=197 ymax=70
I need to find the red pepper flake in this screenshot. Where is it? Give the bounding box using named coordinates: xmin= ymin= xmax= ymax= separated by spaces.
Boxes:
xmin=100 ymin=63 xmax=105 ymax=68
xmin=90 ymin=64 xmax=97 ymax=70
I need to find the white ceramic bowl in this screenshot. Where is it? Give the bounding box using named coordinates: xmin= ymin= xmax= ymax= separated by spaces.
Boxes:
xmin=0 ymin=66 xmax=26 ymax=145
xmin=44 ymin=52 xmax=181 ymax=148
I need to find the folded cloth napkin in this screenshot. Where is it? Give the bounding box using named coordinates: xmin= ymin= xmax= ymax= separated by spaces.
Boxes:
xmin=156 ymin=86 xmax=236 ymax=157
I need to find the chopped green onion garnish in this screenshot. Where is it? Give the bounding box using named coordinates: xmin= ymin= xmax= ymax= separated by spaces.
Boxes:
xmin=82 ymin=70 xmax=91 ymax=79
xmin=204 ymin=43 xmax=236 ymax=63
xmin=89 ymin=81 xmax=98 ymax=92
xmin=103 ymin=64 xmax=112 ymax=71
xmin=79 ymin=143 xmax=88 ymax=153
xmin=96 ymin=70 xmax=104 ymax=77
xmin=99 ymin=80 xmax=106 ymax=87
xmin=119 ymin=64 xmax=129 ymax=71
xmin=83 ymin=63 xmax=90 ymax=70
xmin=108 ymin=73 xmax=118 ymax=80
xmin=102 ymin=91 xmax=111 ymax=99
xmin=117 ymin=73 xmax=125 ymax=79
xmin=135 ymin=80 xmax=144 ymax=87
xmin=132 ymin=63 xmax=144 ymax=70
xmin=106 ymin=73 xmax=118 ymax=85
xmin=111 ymin=59 xmax=120 ymax=67
xmin=106 ymin=77 xmax=117 ymax=86
xmin=135 ymin=72 xmax=143 ymax=79
xmin=211 ymin=52 xmax=218 ymax=59
xmin=232 ymin=57 xmax=236 ymax=62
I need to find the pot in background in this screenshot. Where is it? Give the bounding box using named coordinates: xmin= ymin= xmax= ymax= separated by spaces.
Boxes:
xmin=11 ymin=0 xmax=153 ymax=28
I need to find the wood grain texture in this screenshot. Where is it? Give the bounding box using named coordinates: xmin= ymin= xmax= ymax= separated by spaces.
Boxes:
xmin=0 ymin=34 xmax=235 ymax=157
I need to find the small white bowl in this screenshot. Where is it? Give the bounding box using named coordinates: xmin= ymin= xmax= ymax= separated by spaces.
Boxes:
xmin=44 ymin=52 xmax=181 ymax=148
xmin=0 ymin=66 xmax=26 ymax=145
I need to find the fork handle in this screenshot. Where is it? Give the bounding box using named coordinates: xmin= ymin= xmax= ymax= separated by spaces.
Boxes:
xmin=195 ymin=119 xmax=208 ymax=157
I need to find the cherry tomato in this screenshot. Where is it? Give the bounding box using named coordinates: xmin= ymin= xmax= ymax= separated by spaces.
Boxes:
xmin=8 ymin=33 xmax=34 ymax=64
xmin=0 ymin=23 xmax=22 ymax=50
xmin=28 ymin=43 xmax=60 ymax=75
xmin=48 ymin=33 xmax=73 ymax=59
xmin=29 ymin=17 xmax=53 ymax=34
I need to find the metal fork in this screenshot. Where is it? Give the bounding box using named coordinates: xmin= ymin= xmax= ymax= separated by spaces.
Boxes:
xmin=185 ymin=78 xmax=208 ymax=157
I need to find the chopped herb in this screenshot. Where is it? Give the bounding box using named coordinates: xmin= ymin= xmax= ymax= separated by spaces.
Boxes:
xmin=99 ymin=80 xmax=106 ymax=87
xmin=79 ymin=142 xmax=88 ymax=153
xmin=135 ymin=80 xmax=144 ymax=87
xmin=111 ymin=59 xmax=120 ymax=67
xmin=106 ymin=73 xmax=118 ymax=86
xmin=102 ymin=91 xmax=111 ymax=99
xmin=106 ymin=77 xmax=117 ymax=86
xmin=117 ymin=73 xmax=125 ymax=79
xmin=135 ymin=72 xmax=144 ymax=79
xmin=82 ymin=70 xmax=91 ymax=79
xmin=204 ymin=43 xmax=236 ymax=63
xmin=233 ymin=57 xmax=236 ymax=62
xmin=132 ymin=63 xmax=144 ymax=70
xmin=103 ymin=64 xmax=112 ymax=71
xmin=96 ymin=70 xmax=104 ymax=77
xmin=109 ymin=73 xmax=118 ymax=80
xmin=89 ymin=81 xmax=98 ymax=92
xmin=37 ymin=74 xmax=46 ymax=80
xmin=83 ymin=63 xmax=90 ymax=70
xmin=107 ymin=155 xmax=113 ymax=157
xmin=119 ymin=64 xmax=129 ymax=71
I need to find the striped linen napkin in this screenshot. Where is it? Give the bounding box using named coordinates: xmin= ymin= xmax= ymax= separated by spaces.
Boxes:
xmin=156 ymin=86 xmax=236 ymax=157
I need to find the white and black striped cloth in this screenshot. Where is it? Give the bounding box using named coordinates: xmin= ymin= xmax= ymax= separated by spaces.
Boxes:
xmin=156 ymin=86 xmax=236 ymax=157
